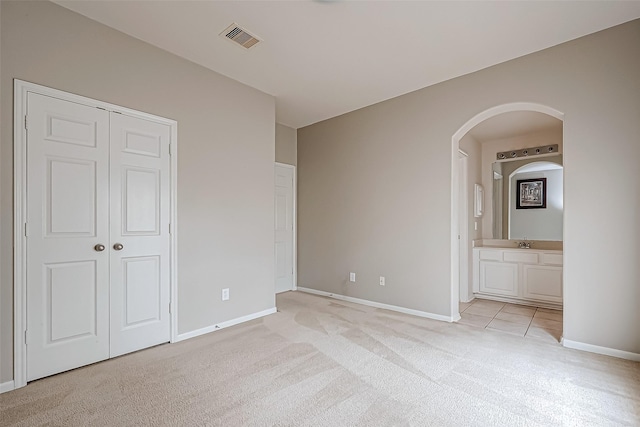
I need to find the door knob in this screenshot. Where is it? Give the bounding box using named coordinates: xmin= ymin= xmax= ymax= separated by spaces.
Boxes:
xmin=113 ymin=243 xmax=124 ymax=251
xmin=94 ymin=244 xmax=106 ymax=252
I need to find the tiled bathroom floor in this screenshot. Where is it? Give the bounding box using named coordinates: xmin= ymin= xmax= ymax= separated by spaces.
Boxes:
xmin=459 ymin=299 xmax=562 ymax=343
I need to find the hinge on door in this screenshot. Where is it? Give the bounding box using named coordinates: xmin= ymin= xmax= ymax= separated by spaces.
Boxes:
xmin=169 ymin=144 xmax=172 ymax=156
xmin=169 ymin=302 xmax=171 ymax=314
xmin=168 ymin=223 xmax=172 ymax=234
xmin=24 ymin=115 xmax=28 ymax=130
xmin=24 ymin=223 xmax=29 ymax=237
xmin=24 ymin=330 xmax=28 ymax=345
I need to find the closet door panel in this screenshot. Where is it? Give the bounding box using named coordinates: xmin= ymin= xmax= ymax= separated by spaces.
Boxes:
xmin=26 ymin=93 xmax=110 ymax=381
xmin=109 ymin=113 xmax=171 ymax=358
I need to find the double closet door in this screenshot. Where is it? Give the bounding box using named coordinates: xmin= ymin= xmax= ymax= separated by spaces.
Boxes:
xmin=26 ymin=92 xmax=171 ymax=381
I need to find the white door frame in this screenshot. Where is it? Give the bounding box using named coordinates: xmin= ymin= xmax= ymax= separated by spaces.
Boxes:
xmin=275 ymin=162 xmax=297 ymax=291
xmin=458 ymin=150 xmax=471 ymax=303
xmin=13 ymin=80 xmax=179 ymax=389
xmin=450 ymin=102 xmax=564 ymax=320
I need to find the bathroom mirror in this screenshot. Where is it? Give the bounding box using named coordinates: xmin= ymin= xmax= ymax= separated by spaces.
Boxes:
xmin=491 ymin=154 xmax=563 ymax=241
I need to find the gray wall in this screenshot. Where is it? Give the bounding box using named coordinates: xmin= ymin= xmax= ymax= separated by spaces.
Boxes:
xmin=275 ymin=123 xmax=297 ymax=166
xmin=298 ymin=20 xmax=640 ymax=354
xmin=1 ymin=1 xmax=276 ymax=383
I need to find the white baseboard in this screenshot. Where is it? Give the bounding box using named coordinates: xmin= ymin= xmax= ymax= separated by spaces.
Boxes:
xmin=174 ymin=307 xmax=277 ymax=343
xmin=1 ymin=380 xmax=15 ymax=394
xmin=474 ymin=293 xmax=562 ymax=311
xmin=296 ymin=287 xmax=455 ymax=322
xmin=562 ymin=339 xmax=640 ymax=362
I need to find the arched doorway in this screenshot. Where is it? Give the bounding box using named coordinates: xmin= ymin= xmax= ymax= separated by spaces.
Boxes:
xmin=449 ymin=103 xmax=564 ymax=321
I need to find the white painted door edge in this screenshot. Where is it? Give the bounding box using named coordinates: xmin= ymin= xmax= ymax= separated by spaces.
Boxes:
xmin=275 ymin=162 xmax=297 ymax=292
xmin=458 ymin=152 xmax=470 ymax=304
xmin=13 ymin=79 xmax=179 ymax=389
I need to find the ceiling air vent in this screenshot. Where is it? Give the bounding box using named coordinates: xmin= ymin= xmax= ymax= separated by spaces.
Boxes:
xmin=220 ymin=23 xmax=261 ymax=49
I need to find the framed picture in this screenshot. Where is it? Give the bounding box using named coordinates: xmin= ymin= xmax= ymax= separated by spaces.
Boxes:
xmin=516 ymin=178 xmax=546 ymax=209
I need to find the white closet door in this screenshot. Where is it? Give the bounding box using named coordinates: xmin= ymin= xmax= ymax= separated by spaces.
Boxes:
xmin=26 ymin=92 xmax=172 ymax=380
xmin=26 ymin=93 xmax=111 ymax=381
xmin=275 ymin=165 xmax=294 ymax=293
xmin=109 ymin=113 xmax=171 ymax=357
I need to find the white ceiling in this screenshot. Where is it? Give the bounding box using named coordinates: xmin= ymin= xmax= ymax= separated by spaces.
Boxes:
xmin=54 ymin=1 xmax=640 ymax=129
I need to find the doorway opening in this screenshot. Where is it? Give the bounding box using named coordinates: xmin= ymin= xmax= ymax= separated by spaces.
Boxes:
xmin=450 ymin=103 xmax=564 ymax=341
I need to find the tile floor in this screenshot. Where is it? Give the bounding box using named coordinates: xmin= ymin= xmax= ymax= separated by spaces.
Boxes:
xmin=459 ymin=299 xmax=562 ymax=343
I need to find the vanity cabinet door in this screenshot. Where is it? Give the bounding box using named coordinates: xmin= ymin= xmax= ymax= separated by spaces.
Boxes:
xmin=522 ymin=265 xmax=563 ymax=303
xmin=479 ymin=261 xmax=518 ymax=297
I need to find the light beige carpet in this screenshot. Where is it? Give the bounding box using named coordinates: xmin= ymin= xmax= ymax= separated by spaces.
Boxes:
xmin=1 ymin=291 xmax=639 ymax=426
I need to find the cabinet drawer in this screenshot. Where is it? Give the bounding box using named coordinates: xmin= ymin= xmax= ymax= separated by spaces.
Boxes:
xmin=479 ymin=250 xmax=502 ymax=261
xmin=503 ymin=251 xmax=538 ymax=264
xmin=541 ymin=253 xmax=563 ymax=265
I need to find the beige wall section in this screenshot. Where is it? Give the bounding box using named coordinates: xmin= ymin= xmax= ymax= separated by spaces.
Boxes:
xmin=298 ymin=20 xmax=640 ymax=355
xmin=0 ymin=1 xmax=276 ymax=383
xmin=275 ymin=123 xmax=297 ymax=166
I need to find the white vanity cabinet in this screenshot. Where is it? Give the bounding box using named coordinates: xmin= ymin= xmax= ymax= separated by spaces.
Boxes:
xmin=473 ymin=247 xmax=563 ymax=305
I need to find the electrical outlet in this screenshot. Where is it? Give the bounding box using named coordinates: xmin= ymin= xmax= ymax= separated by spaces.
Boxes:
xmin=349 ymin=272 xmax=356 ymax=282
xmin=222 ymin=288 xmax=229 ymax=301
xmin=379 ymin=276 xmax=385 ymax=286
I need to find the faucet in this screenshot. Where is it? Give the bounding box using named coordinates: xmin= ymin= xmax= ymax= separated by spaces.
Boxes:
xmin=517 ymin=239 xmax=533 ymax=249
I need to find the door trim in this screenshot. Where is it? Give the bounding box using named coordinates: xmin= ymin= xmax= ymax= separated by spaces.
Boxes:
xmin=13 ymin=79 xmax=179 ymax=389
xmin=458 ymin=150 xmax=471 ymax=303
xmin=275 ymin=162 xmax=296 ymax=291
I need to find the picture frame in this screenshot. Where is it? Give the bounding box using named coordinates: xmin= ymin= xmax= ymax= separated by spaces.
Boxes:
xmin=516 ymin=178 xmax=546 ymax=209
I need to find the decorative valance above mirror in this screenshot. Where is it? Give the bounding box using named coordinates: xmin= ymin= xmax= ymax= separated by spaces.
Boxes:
xmin=496 ymin=144 xmax=559 ymax=161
